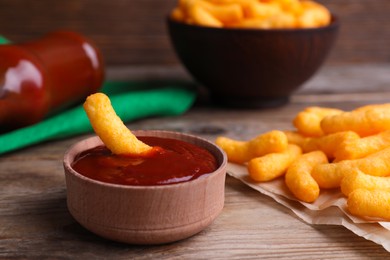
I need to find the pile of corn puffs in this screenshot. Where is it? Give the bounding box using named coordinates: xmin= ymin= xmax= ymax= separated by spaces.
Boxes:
xmin=171 ymin=0 xmax=331 ymax=29
xmin=216 ymin=103 xmax=390 ymax=221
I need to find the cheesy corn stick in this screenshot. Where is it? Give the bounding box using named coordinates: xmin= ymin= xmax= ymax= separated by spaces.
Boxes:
xmin=297 ymin=0 xmax=331 ymax=28
xmin=171 ymin=7 xmax=185 ymax=22
xmin=285 ymin=150 xmax=328 ymax=203
xmin=196 ymin=0 xmax=243 ymax=24
xmin=83 ymin=93 xmax=154 ymax=156
xmin=312 ymin=146 xmax=390 ymax=189
xmin=334 ymin=130 xmax=390 ymax=161
xmin=188 ymin=3 xmax=223 ymax=27
xmin=353 ymin=103 xmax=390 ymax=112
xmin=347 ymin=189 xmax=390 ymax=221
xmin=341 ymin=170 xmax=390 ymax=196
xmin=311 ymin=163 xmax=346 ymax=189
xmin=248 ymin=144 xmax=302 ymax=182
xmin=215 ymin=130 xmax=288 ymax=164
xmin=321 ymin=107 xmax=390 ymax=137
xmin=302 ymin=131 xmax=359 ymax=159
xmin=283 ymin=130 xmax=307 ymax=148
xmin=293 ymin=106 xmax=343 ymax=137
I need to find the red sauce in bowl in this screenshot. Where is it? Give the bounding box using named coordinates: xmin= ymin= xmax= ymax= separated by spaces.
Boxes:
xmin=71 ymin=136 xmax=218 ymax=186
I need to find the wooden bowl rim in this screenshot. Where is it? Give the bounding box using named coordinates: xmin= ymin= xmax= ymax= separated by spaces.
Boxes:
xmin=64 ymin=130 xmax=227 ymax=190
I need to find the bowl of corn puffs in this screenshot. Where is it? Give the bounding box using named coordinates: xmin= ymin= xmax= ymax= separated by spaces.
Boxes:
xmin=167 ymin=0 xmax=339 ymax=108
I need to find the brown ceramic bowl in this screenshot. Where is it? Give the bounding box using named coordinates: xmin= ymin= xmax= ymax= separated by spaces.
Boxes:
xmin=63 ymin=130 xmax=227 ymax=245
xmin=167 ymin=16 xmax=339 ymax=108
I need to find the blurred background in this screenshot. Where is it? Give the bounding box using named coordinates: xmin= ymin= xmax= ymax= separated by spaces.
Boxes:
xmin=0 ymin=0 xmax=389 ymax=68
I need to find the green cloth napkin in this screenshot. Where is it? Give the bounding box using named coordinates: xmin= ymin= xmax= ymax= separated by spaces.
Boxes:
xmin=0 ymin=81 xmax=196 ymax=155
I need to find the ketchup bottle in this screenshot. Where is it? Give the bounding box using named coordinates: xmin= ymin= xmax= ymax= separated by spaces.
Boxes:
xmin=0 ymin=31 xmax=104 ymax=132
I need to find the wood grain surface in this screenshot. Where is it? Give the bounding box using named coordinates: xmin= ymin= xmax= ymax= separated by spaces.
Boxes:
xmin=1 ymin=64 xmax=390 ymax=259
xmin=0 ymin=0 xmax=389 ymax=66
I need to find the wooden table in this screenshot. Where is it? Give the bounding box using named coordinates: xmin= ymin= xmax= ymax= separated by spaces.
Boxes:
xmin=2 ymin=63 xmax=390 ymax=259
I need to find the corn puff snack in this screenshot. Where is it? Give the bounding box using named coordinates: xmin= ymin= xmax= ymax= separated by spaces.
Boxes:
xmin=248 ymin=144 xmax=302 ymax=182
xmin=83 ymin=93 xmax=155 ymax=156
xmin=285 ymin=150 xmax=328 ymax=202
xmin=215 ymin=130 xmax=288 ymax=163
xmin=293 ymin=106 xmax=343 ymax=137
xmin=283 ymin=130 xmax=307 ymax=147
xmin=312 ymin=146 xmax=390 ymax=189
xmin=199 ymin=0 xmax=244 ymax=24
xmin=302 ymin=131 xmax=359 ymax=159
xmin=353 ymin=103 xmax=390 ymax=112
xmin=347 ymin=189 xmax=390 ymax=221
xmin=171 ymin=0 xmax=332 ymax=29
xmin=311 ymin=162 xmax=348 ymax=189
xmin=334 ymin=130 xmax=390 ymax=161
xmin=341 ymin=170 xmax=390 ymax=197
xmin=296 ymin=0 xmax=332 ymax=28
xmin=321 ymin=107 xmax=390 ymax=137
xmin=188 ymin=3 xmax=224 ymax=27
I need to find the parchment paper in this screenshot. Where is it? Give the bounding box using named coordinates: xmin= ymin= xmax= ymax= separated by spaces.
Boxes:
xmin=227 ymin=162 xmax=390 ymax=252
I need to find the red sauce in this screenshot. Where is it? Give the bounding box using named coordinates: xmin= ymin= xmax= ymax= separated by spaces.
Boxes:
xmin=72 ymin=136 xmax=218 ymax=186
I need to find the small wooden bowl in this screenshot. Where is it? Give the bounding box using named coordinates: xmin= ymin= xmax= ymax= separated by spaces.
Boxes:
xmin=167 ymin=16 xmax=339 ymax=108
xmin=63 ymin=130 xmax=227 ymax=245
